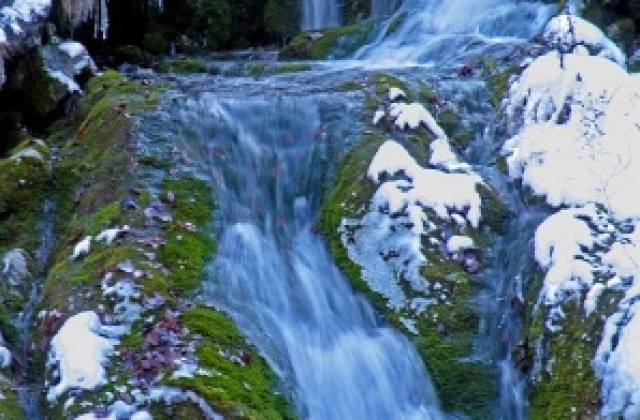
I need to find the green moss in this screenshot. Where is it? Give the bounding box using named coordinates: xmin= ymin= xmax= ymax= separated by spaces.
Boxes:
xmin=138 ymin=155 xmax=173 ymax=170
xmin=414 ymin=335 xmax=494 ymax=418
xmin=21 ymin=48 xmax=68 ymax=119
xmin=272 ymin=63 xmax=313 ymax=74
xmin=478 ymin=185 xmax=509 ymax=233
xmin=34 ymin=69 xmax=288 ymax=419
xmin=39 ymin=72 xmax=160 ymax=311
xmin=114 ymin=45 xmax=146 ymax=64
xmin=0 ymin=152 xmax=50 ymax=251
xmin=525 ymin=273 xmax=617 ymax=419
xmin=167 ymin=306 xmax=294 ymax=419
xmin=319 ymin=127 xmax=498 ymax=416
xmin=246 ymin=63 xmax=269 ymax=77
xmin=0 ymin=378 xmax=23 ymax=419
xmin=384 ymin=11 xmax=407 ymax=37
xmin=280 ymin=22 xmax=374 ymax=60
xmin=157 ymin=178 xmax=216 ymax=296
xmin=372 ymin=73 xmax=410 ymax=98
xmin=487 ymin=66 xmax=520 ymax=109
xmin=334 ymin=80 xmax=362 ymax=92
xmin=157 ymin=59 xmax=207 ymax=74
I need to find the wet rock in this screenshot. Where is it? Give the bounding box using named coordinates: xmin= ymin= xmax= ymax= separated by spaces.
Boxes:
xmin=1 ymin=248 xmax=30 ymax=286
xmin=120 ymin=196 xmax=138 ymax=210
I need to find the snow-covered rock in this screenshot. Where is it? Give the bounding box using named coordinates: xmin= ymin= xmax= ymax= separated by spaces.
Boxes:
xmin=543 ymin=14 xmax=626 ymax=66
xmin=11 ymin=147 xmax=46 ymax=163
xmin=372 ymin=108 xmax=385 ymax=125
xmin=41 ymin=40 xmax=98 ymax=94
xmin=0 ymin=0 xmax=52 ymax=86
xmin=341 ymin=140 xmax=483 ymax=309
xmin=505 ymin=15 xmax=640 ymax=415
xmin=534 ymin=206 xmax=596 ymax=306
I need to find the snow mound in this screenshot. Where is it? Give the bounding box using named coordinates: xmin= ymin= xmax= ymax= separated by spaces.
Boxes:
xmin=543 ymin=14 xmax=626 ymax=66
xmin=388 ymin=102 xmax=446 ymax=137
xmin=534 ymin=205 xmax=596 ymax=305
xmin=503 ymin=53 xmax=640 ymax=218
xmin=342 ymin=140 xmax=483 ymax=309
xmin=504 ymin=20 xmax=640 ymax=414
xmin=47 ymin=311 xmax=116 ymax=402
xmin=504 ymin=51 xmax=627 ymax=131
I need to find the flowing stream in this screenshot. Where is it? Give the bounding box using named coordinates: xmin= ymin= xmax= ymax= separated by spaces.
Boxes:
xmin=16 ymin=199 xmax=56 ymax=420
xmin=301 ymin=0 xmax=340 ymax=30
xmin=146 ymin=1 xmax=561 ymax=418
xmin=165 ymin=92 xmax=445 ymax=419
xmin=355 ymin=0 xmax=554 ymax=64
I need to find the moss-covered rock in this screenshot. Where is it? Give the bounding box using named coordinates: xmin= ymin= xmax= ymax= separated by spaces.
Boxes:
xmin=7 ymin=48 xmax=70 ymax=124
xmin=166 ymin=306 xmax=294 ymax=419
xmin=0 ymin=378 xmax=23 ymax=420
xmin=318 ymin=76 xmax=505 ymax=417
xmin=21 ymin=70 xmax=292 ymax=418
xmin=279 ymin=22 xmax=374 ymax=60
xmin=523 ymin=273 xmax=618 ymax=419
xmin=156 ymin=59 xmax=208 ymax=74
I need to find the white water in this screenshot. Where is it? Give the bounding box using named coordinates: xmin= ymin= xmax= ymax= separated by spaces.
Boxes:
xmin=301 ymin=0 xmax=340 ymax=30
xmin=175 ymin=96 xmax=445 ymax=419
xmin=356 ymin=0 xmax=555 ymax=64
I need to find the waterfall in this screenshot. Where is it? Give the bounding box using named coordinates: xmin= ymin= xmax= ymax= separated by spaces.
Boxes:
xmin=355 ymin=0 xmax=555 ymax=64
xmin=301 ymin=0 xmax=340 ymax=30
xmin=172 ymin=94 xmax=445 ymax=419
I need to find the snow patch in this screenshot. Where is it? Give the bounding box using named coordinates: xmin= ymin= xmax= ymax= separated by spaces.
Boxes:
xmin=543 ymin=14 xmax=626 ymax=66
xmin=71 ymin=236 xmax=92 ymax=260
xmin=342 ymin=140 xmax=483 ymax=309
xmin=95 ymin=225 xmax=130 ymax=245
xmin=47 ymin=311 xmax=117 ymax=402
xmin=388 ymin=102 xmax=446 ymax=137
xmin=0 ymin=346 xmax=10 ymax=368
xmin=388 ymin=87 xmax=406 ymax=101
xmin=446 ymin=235 xmax=475 ymax=253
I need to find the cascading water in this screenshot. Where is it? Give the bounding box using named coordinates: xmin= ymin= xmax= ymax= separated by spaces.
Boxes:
xmin=355 ymin=0 xmax=554 ymax=64
xmin=351 ymin=1 xmax=561 ymax=417
xmin=142 ymin=1 xmax=563 ymax=418
xmin=301 ymin=0 xmax=340 ymax=30
xmin=170 ymin=93 xmax=445 ymax=419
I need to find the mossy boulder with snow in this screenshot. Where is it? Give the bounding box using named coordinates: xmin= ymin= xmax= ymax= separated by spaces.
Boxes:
xmin=500 ymin=13 xmax=640 ymax=418
xmin=32 ymin=71 xmax=291 ymax=419
xmin=279 ymin=22 xmax=374 ymax=60
xmin=319 ymin=78 xmax=508 ymax=417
